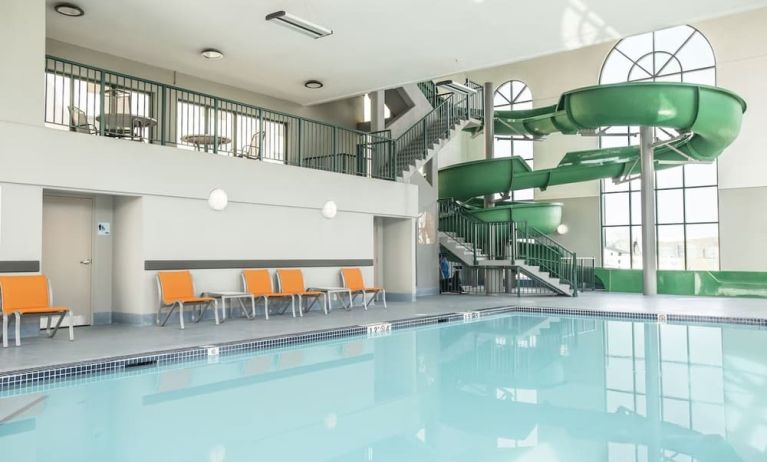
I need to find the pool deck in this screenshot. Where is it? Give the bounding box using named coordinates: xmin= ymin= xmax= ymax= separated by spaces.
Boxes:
xmin=1 ymin=292 xmax=766 ymax=374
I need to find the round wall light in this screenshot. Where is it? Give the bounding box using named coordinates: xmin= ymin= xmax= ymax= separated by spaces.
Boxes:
xmin=54 ymin=3 xmax=85 ymax=17
xmin=556 ymin=224 xmax=569 ymax=235
xmin=201 ymin=49 xmax=224 ymax=60
xmin=208 ymin=188 xmax=228 ymax=211
xmin=304 ymin=80 xmax=324 ymax=89
xmin=321 ymin=200 xmax=337 ymax=219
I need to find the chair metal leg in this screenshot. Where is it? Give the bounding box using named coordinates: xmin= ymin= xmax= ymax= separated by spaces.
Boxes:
xmin=263 ymin=297 xmax=269 ymax=320
xmin=362 ymin=291 xmax=369 ymax=310
xmin=322 ymin=294 xmax=329 ymax=315
xmin=213 ymin=300 xmax=220 ymax=325
xmin=68 ymin=311 xmax=74 ymax=341
xmin=291 ymin=295 xmax=297 ymax=318
xmin=179 ymin=302 xmax=185 ymax=330
xmin=15 ymin=312 xmax=21 ymax=347
xmin=48 ymin=312 xmax=66 ymax=338
xmin=298 ymin=295 xmax=304 ymax=317
xmin=2 ymin=314 xmax=8 ymax=348
xmin=381 ymin=290 xmax=387 ymax=308
xmin=46 ymin=314 xmax=52 ymax=336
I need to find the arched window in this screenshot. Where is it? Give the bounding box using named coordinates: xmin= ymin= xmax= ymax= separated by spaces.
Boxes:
xmin=494 ymin=80 xmax=534 ymax=200
xmin=599 ymin=25 xmax=718 ymax=271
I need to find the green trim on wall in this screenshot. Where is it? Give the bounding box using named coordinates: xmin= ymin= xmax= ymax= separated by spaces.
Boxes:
xmin=595 ymin=268 xmax=767 ymax=298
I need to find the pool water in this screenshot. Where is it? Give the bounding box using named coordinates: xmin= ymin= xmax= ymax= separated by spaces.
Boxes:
xmin=1 ymin=313 xmax=766 ymax=462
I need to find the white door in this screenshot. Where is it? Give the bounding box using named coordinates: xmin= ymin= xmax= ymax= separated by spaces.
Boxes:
xmin=42 ymin=195 xmax=93 ymax=327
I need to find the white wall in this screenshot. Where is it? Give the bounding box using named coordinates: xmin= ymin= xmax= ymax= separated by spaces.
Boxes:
xmin=0 ymin=120 xmax=417 ymax=319
xmin=0 ymin=0 xmax=44 ymax=126
xmin=0 ymin=183 xmax=42 ymax=261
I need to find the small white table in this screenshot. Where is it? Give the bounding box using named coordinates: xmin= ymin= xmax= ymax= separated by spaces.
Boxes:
xmin=181 ymin=134 xmax=232 ymax=152
xmin=202 ymin=291 xmax=256 ymax=321
xmin=308 ymin=287 xmax=353 ymax=312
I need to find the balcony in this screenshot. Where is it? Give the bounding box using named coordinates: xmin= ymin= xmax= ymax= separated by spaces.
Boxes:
xmin=43 ymin=56 xmax=394 ymax=180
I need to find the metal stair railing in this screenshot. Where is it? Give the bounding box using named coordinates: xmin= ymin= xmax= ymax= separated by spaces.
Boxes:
xmin=393 ymin=84 xmax=484 ymax=178
xmin=439 ymin=198 xmax=579 ymax=295
xmin=516 ymin=221 xmax=579 ymax=295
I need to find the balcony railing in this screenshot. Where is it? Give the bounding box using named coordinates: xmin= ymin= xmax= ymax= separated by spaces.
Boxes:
xmin=44 ymin=56 xmax=395 ymax=180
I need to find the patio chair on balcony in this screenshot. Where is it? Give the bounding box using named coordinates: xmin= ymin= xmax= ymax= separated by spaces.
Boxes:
xmin=238 ymin=131 xmax=266 ymax=159
xmin=67 ymin=106 xmax=97 ymax=134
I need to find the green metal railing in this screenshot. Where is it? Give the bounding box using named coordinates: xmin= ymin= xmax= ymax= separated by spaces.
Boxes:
xmin=392 ymin=85 xmax=483 ymax=177
xmin=417 ymin=81 xmax=439 ymax=107
xmin=44 ymin=56 xmax=395 ymax=180
xmin=438 ymin=198 xmax=579 ymax=295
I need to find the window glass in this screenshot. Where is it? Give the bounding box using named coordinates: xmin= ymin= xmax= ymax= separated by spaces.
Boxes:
xmin=599 ymin=25 xmax=718 ymax=270
xmin=494 ymin=80 xmax=534 ymax=201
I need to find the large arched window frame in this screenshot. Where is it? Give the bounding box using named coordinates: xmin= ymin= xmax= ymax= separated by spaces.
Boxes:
xmin=599 ymin=25 xmax=719 ymax=271
xmin=494 ymin=80 xmax=534 ymax=201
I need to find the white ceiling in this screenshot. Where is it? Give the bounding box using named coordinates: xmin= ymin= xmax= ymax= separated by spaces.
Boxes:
xmin=46 ymin=0 xmax=767 ymax=105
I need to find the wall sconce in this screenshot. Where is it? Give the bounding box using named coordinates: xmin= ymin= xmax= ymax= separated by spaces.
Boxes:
xmin=321 ymin=200 xmax=337 ymax=219
xmin=208 ymin=188 xmax=228 ymax=211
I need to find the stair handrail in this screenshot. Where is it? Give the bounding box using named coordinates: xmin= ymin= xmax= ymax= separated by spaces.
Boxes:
xmin=393 ymin=83 xmax=484 ymax=177
xmin=439 ymin=198 xmax=579 ymax=295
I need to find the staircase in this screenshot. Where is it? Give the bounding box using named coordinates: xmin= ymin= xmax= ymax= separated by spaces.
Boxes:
xmin=392 ymin=82 xmax=483 ymax=181
xmin=438 ymin=199 xmax=580 ymax=296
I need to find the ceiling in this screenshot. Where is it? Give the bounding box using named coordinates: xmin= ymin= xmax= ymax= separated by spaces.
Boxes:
xmin=46 ymin=0 xmax=767 ymax=105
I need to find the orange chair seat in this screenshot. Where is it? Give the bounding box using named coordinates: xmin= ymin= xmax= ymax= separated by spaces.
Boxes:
xmin=351 ymin=287 xmax=383 ymax=293
xmin=8 ymin=305 xmax=69 ymax=314
xmin=164 ymin=296 xmax=214 ymax=305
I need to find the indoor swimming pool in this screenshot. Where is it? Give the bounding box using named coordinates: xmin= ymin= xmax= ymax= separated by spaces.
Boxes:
xmin=1 ymin=312 xmax=765 ymax=462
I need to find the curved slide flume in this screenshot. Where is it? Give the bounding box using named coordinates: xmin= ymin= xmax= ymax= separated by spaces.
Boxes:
xmin=439 ymin=82 xmax=747 ymax=232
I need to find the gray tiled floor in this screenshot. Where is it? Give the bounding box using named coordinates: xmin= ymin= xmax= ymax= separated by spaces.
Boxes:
xmin=1 ymin=292 xmax=766 ymax=373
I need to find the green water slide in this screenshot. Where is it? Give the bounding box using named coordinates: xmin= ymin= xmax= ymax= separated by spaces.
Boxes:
xmin=439 ymin=82 xmax=747 ymax=233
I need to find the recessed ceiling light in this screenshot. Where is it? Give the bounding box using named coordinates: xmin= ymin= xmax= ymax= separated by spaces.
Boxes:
xmin=54 ymin=3 xmax=84 ymax=17
xmin=304 ymin=80 xmax=324 ymax=89
xmin=201 ymin=49 xmax=224 ymax=60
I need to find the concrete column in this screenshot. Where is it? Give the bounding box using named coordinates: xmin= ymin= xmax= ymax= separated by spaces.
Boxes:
xmin=0 ymin=0 xmax=45 ymax=126
xmin=381 ymin=217 xmax=416 ymax=301
xmin=640 ymin=126 xmax=657 ymax=295
xmin=370 ymin=90 xmax=386 ymax=132
xmin=483 ymin=82 xmax=495 ymax=208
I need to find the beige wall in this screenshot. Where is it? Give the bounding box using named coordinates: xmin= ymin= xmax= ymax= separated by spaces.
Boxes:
xmin=437 ymin=7 xmax=767 ymax=270
xmin=0 ymin=183 xmax=42 ymax=261
xmin=0 ymin=0 xmax=44 ymax=126
xmin=46 ymin=39 xmax=362 ymax=129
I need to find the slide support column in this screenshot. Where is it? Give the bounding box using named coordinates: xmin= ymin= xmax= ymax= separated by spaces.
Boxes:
xmin=483 ymin=81 xmax=495 ymax=208
xmin=640 ymin=126 xmax=657 ymax=295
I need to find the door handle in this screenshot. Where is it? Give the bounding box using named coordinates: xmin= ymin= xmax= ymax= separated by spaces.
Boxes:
xmin=80 ymin=259 xmax=92 ymax=265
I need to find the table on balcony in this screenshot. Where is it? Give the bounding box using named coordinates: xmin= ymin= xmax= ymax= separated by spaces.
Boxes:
xmin=97 ymin=113 xmax=157 ymax=140
xmin=181 ymin=134 xmax=232 ymax=152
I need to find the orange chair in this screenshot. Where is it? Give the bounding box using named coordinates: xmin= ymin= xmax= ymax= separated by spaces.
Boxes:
xmin=242 ymin=269 xmax=296 ymax=319
xmin=276 ymin=269 xmax=328 ymax=316
xmin=156 ymin=271 xmax=219 ymax=329
xmin=0 ymin=275 xmax=74 ymax=348
xmin=341 ymin=268 xmax=386 ymax=309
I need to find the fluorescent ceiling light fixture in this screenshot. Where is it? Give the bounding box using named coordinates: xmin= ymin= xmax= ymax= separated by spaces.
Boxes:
xmin=54 ymin=3 xmax=85 ymax=17
xmin=304 ymin=80 xmax=323 ymax=89
xmin=201 ymin=49 xmax=224 ymax=60
xmin=265 ymin=11 xmax=333 ymax=39
xmin=436 ymin=80 xmax=477 ymax=95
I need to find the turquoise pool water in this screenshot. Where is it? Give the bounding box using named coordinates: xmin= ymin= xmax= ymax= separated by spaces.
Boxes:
xmin=1 ymin=313 xmax=766 ymax=462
